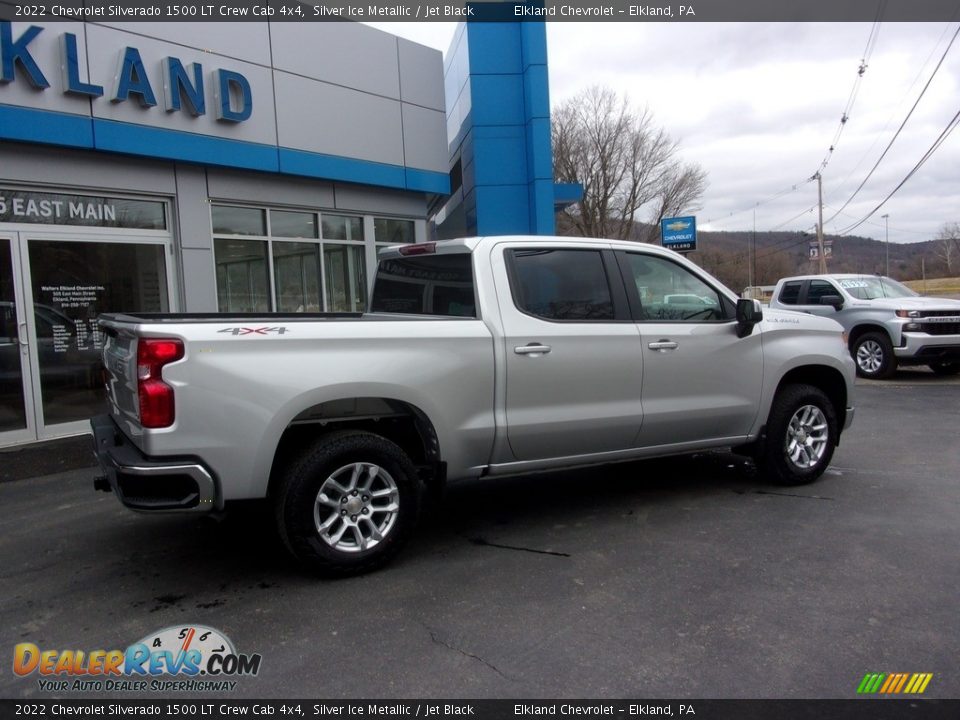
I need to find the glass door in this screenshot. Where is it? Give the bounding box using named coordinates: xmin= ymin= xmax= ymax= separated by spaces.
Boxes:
xmin=0 ymin=234 xmax=37 ymax=447
xmin=20 ymin=235 xmax=172 ymax=438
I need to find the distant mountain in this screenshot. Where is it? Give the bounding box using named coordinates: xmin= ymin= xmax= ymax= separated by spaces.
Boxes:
xmin=655 ymin=227 xmax=947 ymax=293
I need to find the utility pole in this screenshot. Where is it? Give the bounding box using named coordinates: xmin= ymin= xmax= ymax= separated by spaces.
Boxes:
xmin=815 ymin=172 xmax=826 ymax=274
xmin=749 ymin=207 xmax=755 ymax=290
xmin=882 ymin=213 xmax=890 ymax=277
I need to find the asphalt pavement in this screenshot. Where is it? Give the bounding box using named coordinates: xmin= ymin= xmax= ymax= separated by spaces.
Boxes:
xmin=1 ymin=368 xmax=958 ymax=700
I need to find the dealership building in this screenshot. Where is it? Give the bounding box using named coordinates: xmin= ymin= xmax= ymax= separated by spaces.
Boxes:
xmin=0 ymin=18 xmax=563 ymax=448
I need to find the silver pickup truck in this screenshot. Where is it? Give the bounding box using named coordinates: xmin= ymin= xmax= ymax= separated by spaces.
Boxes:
xmin=768 ymin=273 xmax=960 ymax=379
xmin=92 ymin=236 xmax=855 ymax=575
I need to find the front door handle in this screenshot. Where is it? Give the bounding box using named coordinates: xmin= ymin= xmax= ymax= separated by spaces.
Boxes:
xmin=514 ymin=343 xmax=552 ymax=356
xmin=17 ymin=321 xmax=28 ymax=348
xmin=648 ymin=340 xmax=678 ymax=351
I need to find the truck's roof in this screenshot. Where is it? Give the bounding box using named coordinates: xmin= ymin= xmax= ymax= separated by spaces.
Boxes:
xmin=777 ymin=273 xmax=895 ymax=283
xmin=378 ymin=235 xmax=691 ymax=259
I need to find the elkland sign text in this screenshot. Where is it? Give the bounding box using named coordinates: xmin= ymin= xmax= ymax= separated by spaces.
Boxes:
xmin=0 ymin=21 xmax=253 ymax=122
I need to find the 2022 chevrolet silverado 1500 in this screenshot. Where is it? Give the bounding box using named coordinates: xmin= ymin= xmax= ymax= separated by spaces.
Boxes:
xmin=92 ymin=236 xmax=856 ymax=575
xmin=768 ymin=274 xmax=960 ymax=379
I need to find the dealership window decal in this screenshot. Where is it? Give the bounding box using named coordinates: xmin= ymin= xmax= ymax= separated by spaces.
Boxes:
xmin=0 ymin=189 xmax=166 ymax=230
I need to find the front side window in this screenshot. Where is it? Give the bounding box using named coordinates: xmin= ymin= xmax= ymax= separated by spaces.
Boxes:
xmin=806 ymin=279 xmax=839 ymax=304
xmin=508 ymin=249 xmax=614 ymax=321
xmin=624 ymin=254 xmax=725 ymax=322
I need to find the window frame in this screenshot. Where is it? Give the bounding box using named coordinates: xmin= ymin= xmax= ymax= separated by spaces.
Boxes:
xmin=503 ymin=247 xmax=631 ymax=324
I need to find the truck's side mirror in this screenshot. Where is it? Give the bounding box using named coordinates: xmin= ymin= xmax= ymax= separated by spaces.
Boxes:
xmin=736 ymin=298 xmax=763 ymax=338
xmin=819 ymin=295 xmax=844 ymax=310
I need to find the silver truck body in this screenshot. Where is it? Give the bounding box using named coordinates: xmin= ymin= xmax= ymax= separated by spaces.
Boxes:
xmin=93 ymin=237 xmax=855 ymax=513
xmin=768 ymin=273 xmax=960 ymax=378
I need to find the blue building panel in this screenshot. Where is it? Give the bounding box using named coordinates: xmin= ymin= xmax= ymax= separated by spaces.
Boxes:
xmin=522 ymin=64 xmax=550 ymax=119
xmin=466 ymin=24 xmax=523 ymax=74
xmin=469 ymin=74 xmax=525 ymax=127
xmin=94 ymin=119 xmax=279 ymax=172
xmin=0 ymin=104 xmax=93 ymax=149
xmin=520 ymin=21 xmax=549 ymax=70
xmin=437 ymin=20 xmax=557 ymax=239
xmin=473 ymin=135 xmax=528 ymax=186
xmin=475 ymin=185 xmax=530 ymax=236
xmin=528 ymin=178 xmax=555 ymax=235
xmin=525 ymin=117 xmax=553 ymax=180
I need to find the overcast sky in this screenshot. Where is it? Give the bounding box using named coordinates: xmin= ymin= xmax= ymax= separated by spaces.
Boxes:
xmin=368 ymin=21 xmax=959 ymax=245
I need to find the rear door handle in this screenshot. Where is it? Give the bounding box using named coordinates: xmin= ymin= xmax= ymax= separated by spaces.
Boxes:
xmin=514 ymin=343 xmax=552 ymax=355
xmin=17 ymin=321 xmax=28 ymax=348
xmin=648 ymin=340 xmax=678 ymax=351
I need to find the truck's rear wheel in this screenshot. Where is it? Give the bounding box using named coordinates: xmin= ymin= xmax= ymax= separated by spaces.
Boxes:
xmin=756 ymin=383 xmax=838 ymax=486
xmin=852 ymin=331 xmax=897 ymax=379
xmin=274 ymin=430 xmax=423 ymax=576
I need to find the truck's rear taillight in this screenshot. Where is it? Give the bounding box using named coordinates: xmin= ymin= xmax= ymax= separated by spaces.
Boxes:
xmin=398 ymin=242 xmax=436 ymax=256
xmin=137 ymin=338 xmax=184 ymax=428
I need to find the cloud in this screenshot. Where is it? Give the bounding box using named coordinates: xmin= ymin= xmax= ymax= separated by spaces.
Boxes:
xmin=369 ymin=21 xmax=960 ymax=244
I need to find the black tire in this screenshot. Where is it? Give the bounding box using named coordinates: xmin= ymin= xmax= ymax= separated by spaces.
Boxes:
xmin=274 ymin=430 xmax=423 ymax=576
xmin=852 ymin=331 xmax=897 ymax=379
xmin=929 ymin=361 xmax=960 ymax=376
xmin=756 ymin=383 xmax=838 ymax=486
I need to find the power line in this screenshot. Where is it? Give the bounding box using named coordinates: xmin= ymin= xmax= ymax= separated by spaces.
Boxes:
xmin=702 ymin=177 xmax=812 ymax=228
xmin=824 ymin=22 xmax=960 ymax=227
xmin=829 ymin=20 xmax=959 ymax=199
xmin=814 ymin=7 xmax=886 ymax=176
xmin=835 ymin=106 xmax=960 ymax=235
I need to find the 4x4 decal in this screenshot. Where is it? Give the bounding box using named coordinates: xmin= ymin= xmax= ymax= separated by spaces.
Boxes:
xmin=217 ymin=327 xmax=288 ymax=336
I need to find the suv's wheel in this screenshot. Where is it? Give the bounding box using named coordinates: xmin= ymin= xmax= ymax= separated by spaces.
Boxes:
xmin=928 ymin=361 xmax=960 ymax=376
xmin=852 ymin=331 xmax=897 ymax=379
xmin=756 ymin=383 xmax=838 ymax=486
xmin=274 ymin=430 xmax=423 ymax=576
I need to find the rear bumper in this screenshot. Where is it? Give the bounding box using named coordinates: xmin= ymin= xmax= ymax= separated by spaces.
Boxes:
xmin=90 ymin=414 xmax=217 ymax=513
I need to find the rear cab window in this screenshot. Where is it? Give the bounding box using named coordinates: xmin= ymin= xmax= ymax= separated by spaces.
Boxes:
xmin=778 ymin=281 xmax=803 ymax=304
xmin=370 ymin=253 xmax=476 ymax=317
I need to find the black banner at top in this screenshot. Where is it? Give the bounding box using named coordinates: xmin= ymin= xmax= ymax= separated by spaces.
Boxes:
xmin=1 ymin=0 xmax=958 ymax=22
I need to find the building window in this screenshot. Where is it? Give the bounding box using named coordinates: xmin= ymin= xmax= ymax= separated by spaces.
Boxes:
xmin=324 ymin=245 xmax=366 ymax=313
xmin=374 ymin=217 xmax=415 ymax=245
xmin=214 ymin=237 xmax=270 ymax=312
xmin=212 ymin=205 xmax=265 ymax=236
xmin=270 ymin=210 xmax=318 ymax=239
xmin=212 ymin=204 xmax=373 ymax=313
xmin=273 ymin=242 xmax=322 ymax=312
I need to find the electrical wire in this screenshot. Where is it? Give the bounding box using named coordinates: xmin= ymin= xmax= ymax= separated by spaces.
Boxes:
xmin=824 ymin=22 xmax=960 ymax=227
xmin=701 ymin=177 xmax=812 ymax=228
xmin=829 ymin=20 xmax=959 ymax=199
xmin=835 ymin=106 xmax=960 ymax=235
xmin=814 ymin=6 xmax=887 ymax=176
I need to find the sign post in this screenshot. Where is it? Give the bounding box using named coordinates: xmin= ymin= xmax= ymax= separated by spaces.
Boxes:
xmin=660 ymin=216 xmax=697 ymax=253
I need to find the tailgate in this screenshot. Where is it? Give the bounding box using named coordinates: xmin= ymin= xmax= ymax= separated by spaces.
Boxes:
xmin=100 ymin=320 xmax=141 ymax=431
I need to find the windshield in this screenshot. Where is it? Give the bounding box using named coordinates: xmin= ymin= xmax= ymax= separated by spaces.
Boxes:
xmin=837 ymin=276 xmax=918 ymax=300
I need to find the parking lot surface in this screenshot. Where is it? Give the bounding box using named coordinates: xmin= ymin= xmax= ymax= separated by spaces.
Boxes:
xmin=1 ymin=369 xmax=958 ymax=699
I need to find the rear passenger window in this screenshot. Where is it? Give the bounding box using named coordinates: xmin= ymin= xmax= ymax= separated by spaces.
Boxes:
xmin=507 ymin=249 xmax=614 ymax=321
xmin=778 ymin=281 xmax=802 ymax=305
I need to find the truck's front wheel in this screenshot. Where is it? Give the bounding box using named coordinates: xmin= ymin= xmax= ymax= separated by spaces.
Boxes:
xmin=852 ymin=331 xmax=897 ymax=379
xmin=756 ymin=384 xmax=838 ymax=486
xmin=274 ymin=431 xmax=423 ymax=576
